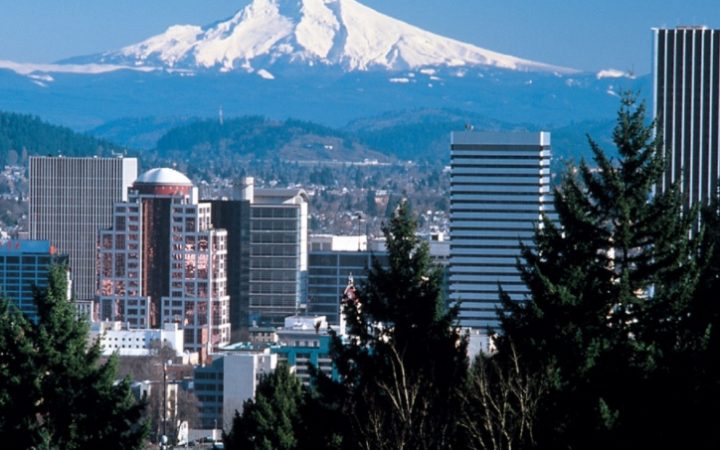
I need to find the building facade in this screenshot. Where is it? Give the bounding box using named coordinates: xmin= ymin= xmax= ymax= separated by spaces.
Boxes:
xmin=29 ymin=156 xmax=137 ymax=302
xmin=307 ymin=235 xmax=388 ymax=325
xmin=208 ymin=198 xmax=251 ymax=337
xmin=249 ymin=187 xmax=308 ymax=327
xmin=653 ymin=27 xmax=720 ymax=210
xmin=193 ymin=349 xmax=277 ymax=429
xmin=97 ymin=168 xmax=230 ymax=353
xmin=89 ymin=321 xmax=185 ymax=357
xmin=210 ymin=177 xmax=308 ymax=329
xmin=273 ymin=315 xmax=337 ymax=385
xmin=0 ymin=239 xmax=68 ymax=322
xmin=449 ymin=131 xmax=552 ymax=329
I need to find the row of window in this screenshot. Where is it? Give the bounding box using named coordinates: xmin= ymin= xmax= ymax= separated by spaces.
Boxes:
xmin=0 ymin=256 xmax=52 ymax=264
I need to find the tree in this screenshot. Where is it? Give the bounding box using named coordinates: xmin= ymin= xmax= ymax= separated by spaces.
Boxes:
xmin=497 ymin=93 xmax=702 ymax=448
xmin=460 ymin=343 xmax=549 ymax=450
xmin=223 ymin=363 xmax=304 ymax=450
xmin=0 ymin=265 xmax=148 ymax=450
xmin=326 ymin=201 xmax=468 ymax=450
xmin=366 ymin=189 xmax=378 ymax=217
xmin=682 ymin=196 xmax=720 ymax=447
xmin=144 ymin=382 xmax=200 ymax=445
xmin=114 ymin=342 xmax=197 ymax=444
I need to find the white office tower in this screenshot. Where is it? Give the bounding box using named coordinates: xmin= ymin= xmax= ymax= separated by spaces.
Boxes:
xmin=249 ymin=184 xmax=309 ymax=327
xmin=653 ymin=27 xmax=720 ymax=210
xmin=98 ymin=168 xmax=230 ymax=353
xmin=449 ymin=131 xmax=552 ymax=329
xmin=29 ymin=156 xmax=137 ymax=303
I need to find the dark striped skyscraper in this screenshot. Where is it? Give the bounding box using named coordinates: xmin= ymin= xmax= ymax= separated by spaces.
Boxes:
xmin=210 ymin=177 xmax=309 ymax=329
xmin=653 ymin=27 xmax=720 ymax=209
xmin=449 ymin=131 xmax=552 ymax=329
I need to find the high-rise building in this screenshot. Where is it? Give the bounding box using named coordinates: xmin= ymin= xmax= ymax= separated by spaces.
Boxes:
xmin=307 ymin=234 xmax=388 ymax=325
xmin=208 ymin=193 xmax=251 ymax=337
xmin=210 ymin=177 xmax=308 ymax=329
xmin=653 ymin=27 xmax=720 ymax=209
xmin=449 ymin=131 xmax=552 ymax=329
xmin=29 ymin=156 xmax=137 ymax=302
xmin=0 ymin=239 xmax=69 ymax=322
xmin=97 ymin=168 xmax=230 ymax=353
xmin=250 ymin=186 xmax=308 ymax=326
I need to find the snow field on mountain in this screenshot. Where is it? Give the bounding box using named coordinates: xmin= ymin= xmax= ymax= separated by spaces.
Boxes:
xmin=104 ymin=0 xmax=576 ymax=74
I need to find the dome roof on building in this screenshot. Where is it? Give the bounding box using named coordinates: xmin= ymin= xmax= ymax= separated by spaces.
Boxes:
xmin=134 ymin=168 xmax=192 ymax=186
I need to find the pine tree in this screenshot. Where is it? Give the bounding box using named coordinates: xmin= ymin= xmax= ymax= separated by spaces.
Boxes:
xmin=0 ymin=265 xmax=148 ymax=450
xmin=497 ymin=93 xmax=700 ymax=448
xmin=0 ymin=296 xmax=39 ymax=447
xmin=328 ymin=201 xmax=468 ymax=450
xmin=223 ymin=363 xmax=304 ymax=450
xmin=679 ymin=197 xmax=720 ymax=448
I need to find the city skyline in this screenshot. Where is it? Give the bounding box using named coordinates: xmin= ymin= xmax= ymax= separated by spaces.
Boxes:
xmin=0 ymin=0 xmax=717 ymax=74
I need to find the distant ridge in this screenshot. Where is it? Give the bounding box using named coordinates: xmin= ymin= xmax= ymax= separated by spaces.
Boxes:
xmin=0 ymin=111 xmax=123 ymax=162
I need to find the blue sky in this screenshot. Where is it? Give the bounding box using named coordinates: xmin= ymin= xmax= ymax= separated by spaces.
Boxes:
xmin=0 ymin=0 xmax=717 ymax=74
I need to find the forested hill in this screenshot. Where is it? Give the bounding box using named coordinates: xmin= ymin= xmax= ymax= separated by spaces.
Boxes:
xmin=154 ymin=116 xmax=388 ymax=165
xmin=0 ymin=111 xmax=124 ymax=165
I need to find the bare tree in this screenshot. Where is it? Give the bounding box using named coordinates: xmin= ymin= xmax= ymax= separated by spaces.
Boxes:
xmin=114 ymin=342 xmax=177 ymax=381
xmin=350 ymin=343 xmax=450 ymax=450
xmin=460 ymin=344 xmax=549 ymax=450
xmin=145 ymin=383 xmax=200 ymax=444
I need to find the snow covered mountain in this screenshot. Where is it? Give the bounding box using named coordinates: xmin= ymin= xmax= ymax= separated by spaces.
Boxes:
xmin=0 ymin=0 xmax=648 ymax=134
xmin=82 ymin=0 xmax=575 ymax=74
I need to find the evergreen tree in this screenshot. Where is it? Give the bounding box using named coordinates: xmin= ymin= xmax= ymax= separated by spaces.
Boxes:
xmin=498 ymin=93 xmax=701 ymax=448
xmin=0 ymin=111 xmax=122 ymax=162
xmin=327 ymin=201 xmax=468 ymax=450
xmin=0 ymin=266 xmax=148 ymax=450
xmin=681 ymin=196 xmax=720 ymax=447
xmin=366 ymin=189 xmax=378 ymax=217
xmin=224 ymin=363 xmax=304 ymax=450
xmin=696 ymin=197 xmax=720 ymax=350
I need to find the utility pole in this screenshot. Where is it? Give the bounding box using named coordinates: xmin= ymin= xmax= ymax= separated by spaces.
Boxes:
xmin=162 ymin=361 xmax=167 ymax=448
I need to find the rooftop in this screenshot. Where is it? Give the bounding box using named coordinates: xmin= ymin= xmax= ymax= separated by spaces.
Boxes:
xmin=254 ymin=188 xmax=309 ymax=204
xmin=134 ymin=167 xmax=192 ymax=186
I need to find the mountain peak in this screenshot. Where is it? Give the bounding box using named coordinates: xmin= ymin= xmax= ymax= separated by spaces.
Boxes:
xmin=92 ymin=0 xmax=576 ymax=74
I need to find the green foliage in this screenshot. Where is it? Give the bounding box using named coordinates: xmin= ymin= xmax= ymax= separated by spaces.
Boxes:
xmin=685 ymin=197 xmax=720 ymax=442
xmin=348 ymin=108 xmax=506 ymax=163
xmin=0 ymin=111 xmax=123 ymax=163
xmin=498 ymin=93 xmax=708 ymax=448
xmin=156 ymin=116 xmax=267 ymax=154
xmin=325 ymin=201 xmax=468 ymax=449
xmin=0 ymin=266 xmax=148 ymax=450
xmin=155 ymin=116 xmax=358 ymax=160
xmin=223 ymin=363 xmax=304 ymax=450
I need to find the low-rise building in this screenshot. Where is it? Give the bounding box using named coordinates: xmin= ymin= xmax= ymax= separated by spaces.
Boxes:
xmin=272 ymin=315 xmax=338 ymax=385
xmin=193 ymin=349 xmax=277 ymax=429
xmin=90 ymin=321 xmax=185 ymax=357
xmin=0 ymin=239 xmax=69 ymax=323
xmin=247 ymin=325 xmax=278 ymax=344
